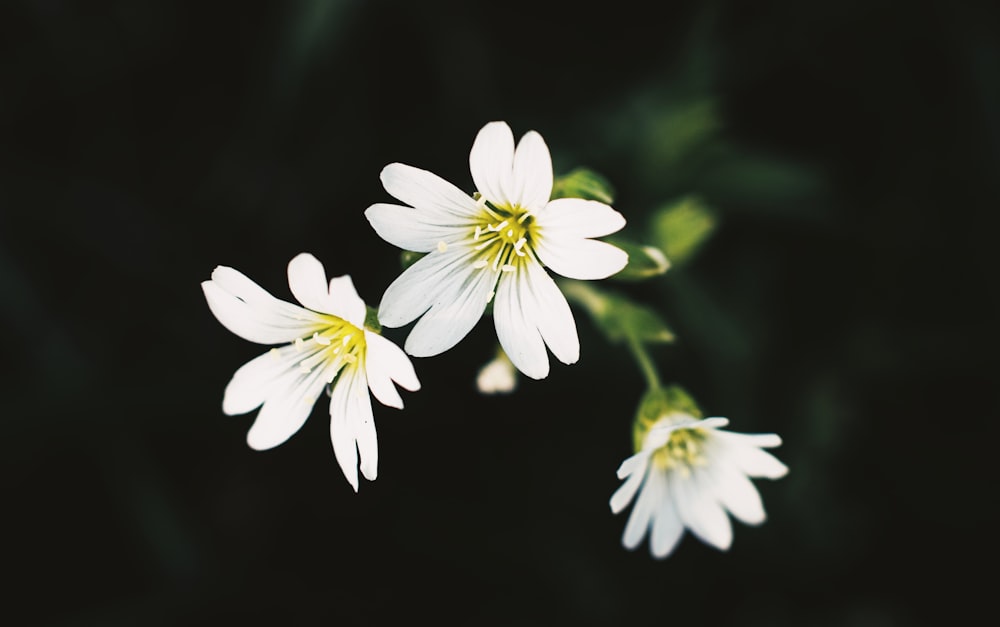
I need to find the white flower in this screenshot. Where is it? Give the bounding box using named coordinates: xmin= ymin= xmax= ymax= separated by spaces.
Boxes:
xmin=201 ymin=253 xmax=420 ymax=492
xmin=365 ymin=121 xmax=628 ymax=380
xmin=476 ymin=349 xmax=517 ymax=395
xmin=610 ymin=413 xmax=788 ymax=558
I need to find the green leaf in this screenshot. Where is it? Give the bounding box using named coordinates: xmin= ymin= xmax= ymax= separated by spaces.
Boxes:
xmin=551 ymin=168 xmax=615 ymax=204
xmin=651 ymin=195 xmax=717 ymax=265
xmin=364 ymin=305 xmax=382 ymax=334
xmin=604 ymin=236 xmax=670 ymax=282
xmin=560 ymin=280 xmax=675 ymax=345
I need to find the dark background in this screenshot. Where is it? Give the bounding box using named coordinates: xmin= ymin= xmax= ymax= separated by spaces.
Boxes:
xmin=2 ymin=0 xmax=997 ymax=625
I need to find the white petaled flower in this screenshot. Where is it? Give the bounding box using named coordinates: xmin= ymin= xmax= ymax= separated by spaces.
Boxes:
xmin=475 ymin=349 xmax=518 ymax=395
xmin=201 ymin=253 xmax=420 ymax=492
xmin=365 ymin=121 xmax=628 ymax=380
xmin=610 ymin=413 xmax=788 ymax=559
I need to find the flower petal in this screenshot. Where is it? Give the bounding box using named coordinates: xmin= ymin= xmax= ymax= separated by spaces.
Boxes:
xmin=469 ymin=121 xmax=514 ymax=207
xmin=380 ymin=163 xmax=480 ymax=220
xmin=671 ymin=471 xmax=733 ymax=551
xmin=329 ymin=366 xmax=377 ymax=491
xmin=523 ymin=260 xmax=579 ymax=366
xmin=707 ymin=459 xmax=767 ymax=526
xmin=377 ymin=247 xmax=477 ymax=328
xmin=493 ymin=266 xmax=548 ymax=379
xmin=404 ymin=255 xmax=496 ymax=357
xmin=610 ymin=461 xmax=647 ymax=514
xmin=245 ymin=355 xmax=335 ymax=451
xmin=202 ymin=279 xmax=320 ymax=345
xmin=222 ymin=344 xmax=305 ymax=415
xmin=365 ymin=203 xmax=469 ymax=253
xmin=616 ymin=450 xmax=653 ymax=479
xmin=534 ymin=198 xmax=626 ymax=239
xmin=533 ymin=237 xmax=629 ymax=280
xmin=327 ymin=275 xmax=366 ymax=327
xmin=650 ymin=483 xmax=685 ymax=558
xmin=286 ymin=253 xmax=333 ymax=312
xmin=365 ymin=331 xmax=420 ymax=410
xmin=510 ymin=130 xmax=552 ymax=211
xmin=622 ymin=465 xmax=661 ymax=550
xmin=713 ymin=431 xmax=789 ymax=479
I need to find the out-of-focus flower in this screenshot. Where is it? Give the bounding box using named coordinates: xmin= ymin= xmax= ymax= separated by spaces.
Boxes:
xmin=202 ymin=253 xmax=420 ymax=491
xmin=476 ymin=348 xmax=518 ymax=394
xmin=610 ymin=402 xmax=787 ymax=558
xmin=366 ymin=121 xmax=628 ymax=379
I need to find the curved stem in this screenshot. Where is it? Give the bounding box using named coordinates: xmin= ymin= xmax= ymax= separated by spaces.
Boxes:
xmin=626 ymin=331 xmax=661 ymax=391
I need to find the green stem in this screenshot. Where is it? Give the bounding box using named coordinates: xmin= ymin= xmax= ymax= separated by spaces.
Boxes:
xmin=626 ymin=331 xmax=661 ymax=391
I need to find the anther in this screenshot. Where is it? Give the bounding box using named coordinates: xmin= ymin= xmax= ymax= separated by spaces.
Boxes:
xmin=313 ymin=332 xmax=331 ymax=346
xmin=473 ymin=259 xmax=488 ymax=269
xmin=295 ymin=337 xmax=305 ymax=352
xmin=437 ymin=241 xmax=448 ymax=252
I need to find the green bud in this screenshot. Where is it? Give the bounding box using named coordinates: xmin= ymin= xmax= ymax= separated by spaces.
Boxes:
xmin=605 ymin=236 xmax=670 ymax=282
xmin=559 ymin=280 xmax=674 ymax=345
xmin=651 ymin=195 xmax=717 ymax=266
xmin=551 ymin=168 xmax=615 ymax=204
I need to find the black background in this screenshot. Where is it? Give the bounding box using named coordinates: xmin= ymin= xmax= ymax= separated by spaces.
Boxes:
xmin=2 ymin=0 xmax=997 ymax=625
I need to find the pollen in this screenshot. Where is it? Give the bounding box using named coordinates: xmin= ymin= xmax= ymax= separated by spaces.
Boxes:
xmin=468 ymin=201 xmax=537 ymax=275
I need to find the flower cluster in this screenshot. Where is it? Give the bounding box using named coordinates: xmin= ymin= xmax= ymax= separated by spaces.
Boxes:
xmin=202 ymin=120 xmax=787 ymax=558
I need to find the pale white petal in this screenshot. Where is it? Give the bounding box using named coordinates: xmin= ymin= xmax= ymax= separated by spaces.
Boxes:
xmin=365 ymin=330 xmax=420 ymax=389
xmin=326 ymin=276 xmax=366 ymax=327
xmin=210 ymin=265 xmax=303 ymax=313
xmin=523 ymin=260 xmax=579 ymax=365
xmin=363 ymin=331 xmax=420 ymax=409
xmin=699 ymin=417 xmax=731 ymax=430
xmin=622 ymin=466 xmax=660 ymax=550
xmin=493 ymin=266 xmax=548 ymax=379
xmin=713 ymin=432 xmax=789 ymax=479
xmin=510 ymin=130 xmax=552 ymax=211
xmin=404 ymin=257 xmax=496 ymax=357
xmin=222 ymin=344 xmax=305 ymax=415
xmin=380 ymin=163 xmax=480 ymax=220
xmin=365 ymin=203 xmax=469 ymax=253
xmin=534 ymin=198 xmax=626 ymax=239
xmin=329 ymin=366 xmax=377 ymax=491
xmin=717 ymin=430 xmax=783 ymax=449
xmin=708 ymin=459 xmax=767 ymax=525
xmin=202 ymin=280 xmax=318 ymax=345
xmin=616 ymin=450 xmax=652 ymax=479
xmin=671 ymin=470 xmax=733 ymax=551
xmin=533 ymin=237 xmax=629 ymax=280
xmin=610 ymin=463 xmax=647 ymax=514
xmin=377 ymin=247 xmax=478 ymax=328
xmin=245 ymin=357 xmax=335 ymax=451
xmin=650 ymin=483 xmax=685 ymax=558
xmin=287 ymin=253 xmax=331 ymax=313
xmin=469 ymin=121 xmax=514 ymax=206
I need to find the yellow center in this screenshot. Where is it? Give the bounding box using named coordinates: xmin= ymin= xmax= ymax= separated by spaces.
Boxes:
xmin=284 ymin=314 xmax=366 ymax=382
xmin=469 ymin=200 xmax=537 ymax=273
xmin=651 ymin=427 xmax=708 ymax=474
